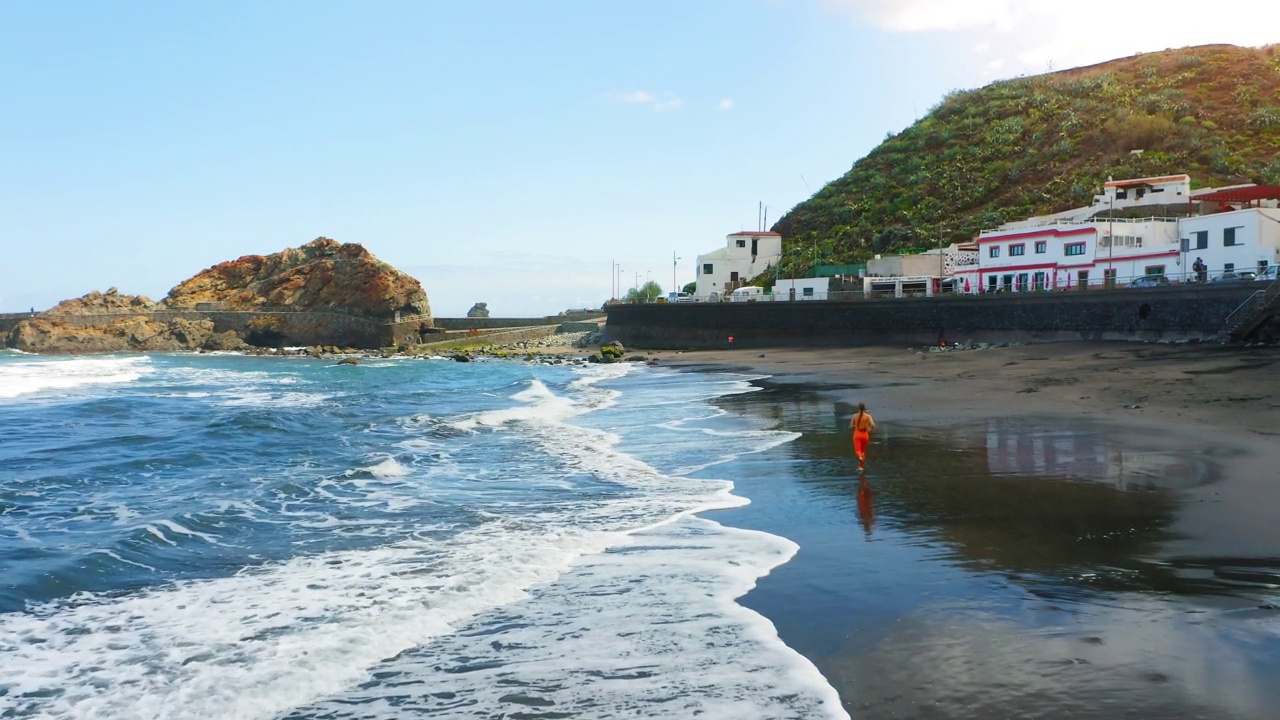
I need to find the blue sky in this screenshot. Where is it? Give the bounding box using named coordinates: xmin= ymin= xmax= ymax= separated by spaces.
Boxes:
xmin=3 ymin=1 xmax=1278 ymax=316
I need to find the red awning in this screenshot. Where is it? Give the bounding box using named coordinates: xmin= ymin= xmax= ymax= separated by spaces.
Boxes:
xmin=1192 ymin=186 xmax=1280 ymax=203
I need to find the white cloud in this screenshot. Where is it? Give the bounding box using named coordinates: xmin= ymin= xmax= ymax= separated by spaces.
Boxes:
xmin=602 ymin=89 xmax=683 ymax=112
xmin=717 ymin=98 xmax=734 ymax=111
xmin=825 ymin=0 xmax=1280 ymax=79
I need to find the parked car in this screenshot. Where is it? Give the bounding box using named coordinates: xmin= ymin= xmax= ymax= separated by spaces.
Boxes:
xmin=666 ymin=291 xmax=691 ymax=303
xmin=1128 ymin=274 xmax=1170 ymax=288
xmin=1212 ymin=271 xmax=1258 ymax=283
xmin=1254 ymin=266 xmax=1278 ymax=282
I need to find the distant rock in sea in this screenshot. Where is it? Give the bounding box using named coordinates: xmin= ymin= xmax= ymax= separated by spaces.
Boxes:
xmin=5 ymin=238 xmax=432 ymax=353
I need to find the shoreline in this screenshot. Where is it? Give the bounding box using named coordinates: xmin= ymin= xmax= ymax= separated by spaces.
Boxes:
xmin=654 ymin=341 xmax=1280 ymax=717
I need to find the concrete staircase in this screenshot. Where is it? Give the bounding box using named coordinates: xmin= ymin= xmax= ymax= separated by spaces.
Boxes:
xmin=1224 ymin=279 xmax=1280 ymax=341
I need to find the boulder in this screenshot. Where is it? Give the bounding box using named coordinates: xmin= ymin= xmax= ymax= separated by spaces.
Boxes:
xmin=466 ymin=302 xmax=490 ymax=318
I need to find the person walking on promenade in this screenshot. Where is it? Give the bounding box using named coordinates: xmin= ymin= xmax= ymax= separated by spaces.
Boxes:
xmin=850 ymin=402 xmax=876 ymax=468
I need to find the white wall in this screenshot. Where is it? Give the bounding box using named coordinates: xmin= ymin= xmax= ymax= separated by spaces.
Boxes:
xmin=694 ymin=232 xmax=782 ymax=296
xmin=774 ymin=278 xmax=828 ymax=300
xmin=1178 ymin=208 xmax=1280 ymax=279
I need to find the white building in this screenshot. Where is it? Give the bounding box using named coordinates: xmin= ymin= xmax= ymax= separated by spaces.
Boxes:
xmin=694 ymin=231 xmax=782 ymax=298
xmin=774 ymin=278 xmax=829 ymax=300
xmin=954 ymin=175 xmax=1280 ymax=292
xmin=1179 ymin=205 xmax=1280 ymax=280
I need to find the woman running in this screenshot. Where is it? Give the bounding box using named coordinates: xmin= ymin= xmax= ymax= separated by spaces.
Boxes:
xmin=850 ymin=402 xmax=876 ymax=467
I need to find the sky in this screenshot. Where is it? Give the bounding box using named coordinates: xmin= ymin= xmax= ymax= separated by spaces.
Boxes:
xmin=3 ymin=1 xmax=1279 ymax=317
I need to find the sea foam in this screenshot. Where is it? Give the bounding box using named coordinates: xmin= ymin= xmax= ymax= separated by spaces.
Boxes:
xmin=0 ymin=356 xmax=152 ymax=399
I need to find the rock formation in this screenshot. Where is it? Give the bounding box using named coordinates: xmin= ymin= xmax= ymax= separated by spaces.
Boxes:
xmin=5 ymin=239 xmax=432 ymax=353
xmin=466 ymin=302 xmax=490 ymax=318
xmin=7 ymin=289 xmax=246 ymax=354
xmin=165 ymin=237 xmax=430 ymax=319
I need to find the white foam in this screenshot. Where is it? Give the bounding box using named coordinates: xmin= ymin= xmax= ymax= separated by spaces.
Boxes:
xmin=290 ymin=517 xmax=849 ymax=720
xmin=360 ymin=456 xmax=411 ymax=479
xmin=0 ymin=356 xmax=152 ymax=399
xmin=0 ymin=517 xmax=637 ymax=719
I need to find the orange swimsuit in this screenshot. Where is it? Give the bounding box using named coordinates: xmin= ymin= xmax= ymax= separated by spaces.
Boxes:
xmin=852 ymin=411 xmax=874 ymax=463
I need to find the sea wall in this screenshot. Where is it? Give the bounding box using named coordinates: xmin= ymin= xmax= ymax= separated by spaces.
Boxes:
xmin=10 ymin=311 xmax=387 ymax=350
xmin=432 ymin=313 xmax=602 ymax=331
xmin=603 ymin=285 xmax=1262 ymax=349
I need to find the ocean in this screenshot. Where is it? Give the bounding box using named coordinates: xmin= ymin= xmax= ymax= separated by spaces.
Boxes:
xmin=0 ymin=351 xmax=845 ymax=720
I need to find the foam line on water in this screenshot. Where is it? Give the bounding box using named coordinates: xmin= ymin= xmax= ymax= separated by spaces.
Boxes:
xmin=0 ymin=517 xmax=638 ymax=719
xmin=0 ymin=356 xmax=152 ymax=399
xmin=285 ymin=517 xmax=850 ymax=720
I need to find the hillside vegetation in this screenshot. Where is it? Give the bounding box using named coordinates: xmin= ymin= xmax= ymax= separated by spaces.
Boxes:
xmin=772 ymin=44 xmax=1280 ymax=274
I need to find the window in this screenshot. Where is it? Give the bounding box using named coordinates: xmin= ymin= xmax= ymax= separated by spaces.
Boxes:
xmin=987 ymin=275 xmax=998 ymax=293
xmin=1145 ymin=265 xmax=1165 ymax=276
xmin=802 ymin=287 xmax=814 ymax=297
xmin=1001 ymin=275 xmax=1014 ymax=292
xmin=1065 ymin=242 xmax=1086 ymax=256
xmin=1194 ymin=230 xmax=1209 ymax=250
xmin=703 ymin=263 xmax=714 ymax=275
xmin=1224 ymin=227 xmax=1242 ymax=246
xmin=1010 ymin=244 xmax=1025 ymax=257
xmin=1034 ymin=241 xmax=1047 ymax=254
xmin=1077 ymin=270 xmax=1089 ymax=288
xmin=1016 ymin=273 xmax=1029 ymax=291
xmin=1104 ymin=268 xmax=1117 ymax=289
xmin=989 ymin=246 xmax=1000 ymax=258
xmin=1224 ymin=263 xmax=1235 ymax=272
xmin=735 ymin=238 xmax=746 ymax=248
xmin=1033 ymin=271 xmax=1046 ymax=290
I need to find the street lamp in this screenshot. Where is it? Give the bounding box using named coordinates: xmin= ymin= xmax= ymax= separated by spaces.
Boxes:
xmin=673 ymin=251 xmax=681 ymax=296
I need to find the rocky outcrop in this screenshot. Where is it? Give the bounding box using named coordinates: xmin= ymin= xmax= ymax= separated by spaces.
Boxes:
xmin=7 ymin=291 xmax=233 ymax=353
xmin=165 ymin=237 xmax=430 ymax=320
xmin=5 ymin=239 xmax=429 ymax=353
xmin=466 ymin=302 xmax=490 ymax=318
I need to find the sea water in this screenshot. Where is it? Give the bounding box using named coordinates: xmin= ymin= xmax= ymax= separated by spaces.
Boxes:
xmin=0 ymin=351 xmax=846 ymax=719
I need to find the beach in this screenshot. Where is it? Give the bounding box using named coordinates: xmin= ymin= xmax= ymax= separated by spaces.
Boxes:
xmin=651 ymin=340 xmax=1280 ymax=718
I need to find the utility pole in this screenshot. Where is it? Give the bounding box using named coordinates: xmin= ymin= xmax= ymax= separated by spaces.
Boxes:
xmin=672 ymin=251 xmax=681 ymax=296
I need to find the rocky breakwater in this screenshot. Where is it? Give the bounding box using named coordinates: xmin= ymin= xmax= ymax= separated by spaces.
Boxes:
xmin=5 ymin=288 xmax=247 ymax=354
xmin=5 ymin=238 xmax=434 ymax=353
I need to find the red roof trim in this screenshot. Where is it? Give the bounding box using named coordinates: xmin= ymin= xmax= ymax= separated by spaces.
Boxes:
xmin=977 ymin=227 xmax=1095 ymax=244
xmin=1191 ymin=186 xmax=1280 ymax=203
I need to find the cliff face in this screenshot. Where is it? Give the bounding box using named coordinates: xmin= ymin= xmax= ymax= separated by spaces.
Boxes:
xmin=165 ymin=237 xmax=431 ymax=319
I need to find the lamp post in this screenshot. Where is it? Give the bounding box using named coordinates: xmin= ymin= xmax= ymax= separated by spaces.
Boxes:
xmin=673 ymin=252 xmax=680 ymax=296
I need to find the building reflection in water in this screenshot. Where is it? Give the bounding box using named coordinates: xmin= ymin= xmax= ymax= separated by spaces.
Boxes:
xmin=971 ymin=417 xmax=1217 ymax=491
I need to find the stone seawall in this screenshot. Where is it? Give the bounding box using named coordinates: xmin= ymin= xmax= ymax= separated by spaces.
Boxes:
xmin=432 ymin=313 xmax=602 ymax=331
xmin=603 ymin=285 xmax=1262 ymax=349
xmin=8 ymin=311 xmax=388 ymax=349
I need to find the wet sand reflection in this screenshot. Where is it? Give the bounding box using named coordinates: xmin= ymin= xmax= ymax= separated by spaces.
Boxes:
xmin=709 ymin=385 xmax=1280 ymax=720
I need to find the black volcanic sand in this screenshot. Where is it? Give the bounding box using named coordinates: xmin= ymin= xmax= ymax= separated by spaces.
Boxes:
xmin=695 ymin=378 xmax=1280 ymax=720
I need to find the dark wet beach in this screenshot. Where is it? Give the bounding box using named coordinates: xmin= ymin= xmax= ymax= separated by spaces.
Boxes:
xmin=701 ymin=380 xmax=1280 ymax=720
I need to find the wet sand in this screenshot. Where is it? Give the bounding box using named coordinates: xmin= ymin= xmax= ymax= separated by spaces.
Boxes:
xmin=654 ymin=341 xmax=1280 ymax=719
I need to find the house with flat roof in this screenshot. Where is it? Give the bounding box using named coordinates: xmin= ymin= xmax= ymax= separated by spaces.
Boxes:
xmin=694 ymin=231 xmax=782 ymax=298
xmin=954 ymin=176 xmax=1280 ymax=292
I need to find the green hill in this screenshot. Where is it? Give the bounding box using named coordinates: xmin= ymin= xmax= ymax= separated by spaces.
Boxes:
xmin=772 ymin=43 xmax=1280 ymax=274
